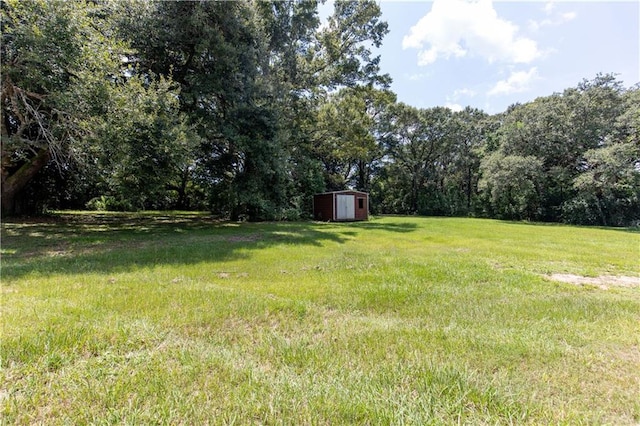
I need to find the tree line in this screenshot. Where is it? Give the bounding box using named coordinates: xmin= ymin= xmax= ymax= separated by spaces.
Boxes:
xmin=2 ymin=0 xmax=639 ymax=226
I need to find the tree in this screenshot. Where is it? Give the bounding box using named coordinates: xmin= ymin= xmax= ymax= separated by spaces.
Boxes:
xmin=313 ymin=86 xmax=395 ymax=192
xmin=478 ymin=153 xmax=544 ymax=220
xmin=564 ymin=85 xmax=640 ymax=226
xmin=1 ymin=0 xmax=199 ymax=215
xmin=440 ymin=107 xmax=488 ymax=215
xmin=116 ymin=0 xmax=391 ymax=220
xmin=490 ymin=95 xmax=574 ymax=220
xmin=1 ymin=0 xmax=120 ymax=214
xmin=84 ymin=76 xmax=196 ymax=211
xmin=312 ymin=0 xmax=390 ymax=90
xmin=481 ymin=74 xmax=630 ymax=223
xmin=566 ymin=142 xmax=640 ymax=226
xmin=378 ymin=104 xmax=453 ymax=214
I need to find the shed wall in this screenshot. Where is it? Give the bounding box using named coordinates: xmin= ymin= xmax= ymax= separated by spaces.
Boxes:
xmin=313 ymin=191 xmax=369 ymax=221
xmin=354 ymin=195 xmax=368 ymax=221
xmin=313 ymin=193 xmax=335 ymax=221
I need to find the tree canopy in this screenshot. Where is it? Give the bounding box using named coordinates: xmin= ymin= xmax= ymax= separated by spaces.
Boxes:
xmin=2 ymin=0 xmax=638 ymax=226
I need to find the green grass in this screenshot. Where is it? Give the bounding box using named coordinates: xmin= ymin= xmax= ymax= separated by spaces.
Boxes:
xmin=2 ymin=212 xmax=639 ymax=424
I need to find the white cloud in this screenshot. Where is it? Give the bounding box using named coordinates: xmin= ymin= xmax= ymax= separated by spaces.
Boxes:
xmin=453 ymin=88 xmax=477 ymax=98
xmin=402 ymin=0 xmax=541 ymax=66
xmin=529 ymin=9 xmax=576 ymax=32
xmin=407 ymin=72 xmax=432 ymax=81
xmin=445 ymin=102 xmax=464 ymax=112
xmin=487 ymin=67 xmax=539 ymax=96
xmin=528 ymin=19 xmax=547 ymax=32
xmin=543 ymin=1 xmax=555 ymax=15
xmin=446 ymin=89 xmax=476 ymax=111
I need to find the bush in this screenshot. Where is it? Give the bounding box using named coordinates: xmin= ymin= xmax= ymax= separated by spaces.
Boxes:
xmin=279 ymin=208 xmax=301 ymax=221
xmin=86 ymin=195 xmax=134 ymax=212
xmin=561 ymin=197 xmax=600 ymax=225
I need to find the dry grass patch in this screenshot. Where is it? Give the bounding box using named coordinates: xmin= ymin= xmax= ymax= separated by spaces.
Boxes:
xmin=547 ymin=274 xmax=640 ymax=289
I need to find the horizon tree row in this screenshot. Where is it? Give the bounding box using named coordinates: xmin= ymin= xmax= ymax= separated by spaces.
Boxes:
xmin=2 ymin=0 xmax=638 ymax=225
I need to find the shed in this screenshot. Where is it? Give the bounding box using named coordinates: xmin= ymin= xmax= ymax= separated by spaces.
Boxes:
xmin=313 ymin=190 xmax=369 ymax=221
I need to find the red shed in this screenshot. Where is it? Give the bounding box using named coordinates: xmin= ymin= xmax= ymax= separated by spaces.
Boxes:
xmin=313 ymin=190 xmax=369 ymax=221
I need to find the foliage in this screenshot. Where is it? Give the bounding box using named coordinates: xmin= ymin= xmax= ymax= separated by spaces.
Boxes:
xmin=1 ymin=1 xmax=638 ymax=225
xmin=1 ymin=0 xmax=112 ymax=214
xmin=568 ymin=142 xmax=640 ymax=226
xmin=479 ymin=153 xmax=544 ymax=220
xmin=107 ymin=0 xmax=391 ymax=221
xmin=313 ymin=86 xmax=395 ymax=191
xmin=476 ymin=74 xmax=638 ymax=225
xmin=375 ymin=104 xmax=456 ymax=214
xmin=84 ymin=76 xmax=196 ymax=211
xmin=1 ymin=0 xmax=193 ymax=214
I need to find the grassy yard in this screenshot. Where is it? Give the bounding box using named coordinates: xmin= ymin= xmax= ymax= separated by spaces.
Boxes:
xmin=1 ymin=212 xmax=639 ymax=424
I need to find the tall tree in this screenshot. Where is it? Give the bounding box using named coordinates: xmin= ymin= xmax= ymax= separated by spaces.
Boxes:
xmin=564 ymin=84 xmax=640 ymax=226
xmin=117 ymin=0 xmax=391 ymax=219
xmin=84 ymin=76 xmax=195 ymax=211
xmin=1 ymin=0 xmax=121 ymax=214
xmin=120 ymin=1 xmax=284 ymax=219
xmin=437 ymin=107 xmax=488 ymax=215
xmin=378 ymin=104 xmax=454 ymax=214
xmin=313 ymin=86 xmax=395 ymax=191
xmin=479 ymin=74 xmax=629 ymax=222
xmin=568 ymin=142 xmax=640 ymax=226
xmin=478 ymin=153 xmax=544 ymax=220
xmin=1 ymin=0 xmax=196 ymax=214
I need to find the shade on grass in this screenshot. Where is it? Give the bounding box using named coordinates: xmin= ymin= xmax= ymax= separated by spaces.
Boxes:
xmin=2 ymin=213 xmax=639 ymax=424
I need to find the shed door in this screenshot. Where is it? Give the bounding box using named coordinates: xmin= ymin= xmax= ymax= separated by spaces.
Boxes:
xmin=336 ymin=194 xmax=355 ymax=220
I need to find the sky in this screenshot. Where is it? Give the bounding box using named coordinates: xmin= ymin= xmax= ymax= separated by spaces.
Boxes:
xmin=323 ymin=0 xmax=640 ymax=114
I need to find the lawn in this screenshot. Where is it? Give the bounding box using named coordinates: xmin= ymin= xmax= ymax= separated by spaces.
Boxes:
xmin=1 ymin=212 xmax=639 ymax=424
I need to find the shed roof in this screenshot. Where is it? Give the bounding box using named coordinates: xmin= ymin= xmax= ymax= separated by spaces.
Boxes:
xmin=315 ymin=190 xmax=368 ymax=196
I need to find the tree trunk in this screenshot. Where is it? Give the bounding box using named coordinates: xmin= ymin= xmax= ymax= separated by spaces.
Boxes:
xmin=357 ymin=160 xmax=367 ymax=191
xmin=175 ymin=167 xmax=190 ymax=209
xmin=466 ymin=165 xmax=473 ymax=211
xmin=1 ymin=148 xmax=50 ymax=216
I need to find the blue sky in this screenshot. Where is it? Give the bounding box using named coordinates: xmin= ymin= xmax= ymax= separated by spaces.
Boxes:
xmin=323 ymin=1 xmax=640 ymax=114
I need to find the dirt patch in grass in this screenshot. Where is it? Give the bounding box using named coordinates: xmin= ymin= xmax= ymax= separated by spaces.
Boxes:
xmin=547 ymin=274 xmax=640 ymax=290
xmin=225 ymin=234 xmax=261 ymax=243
